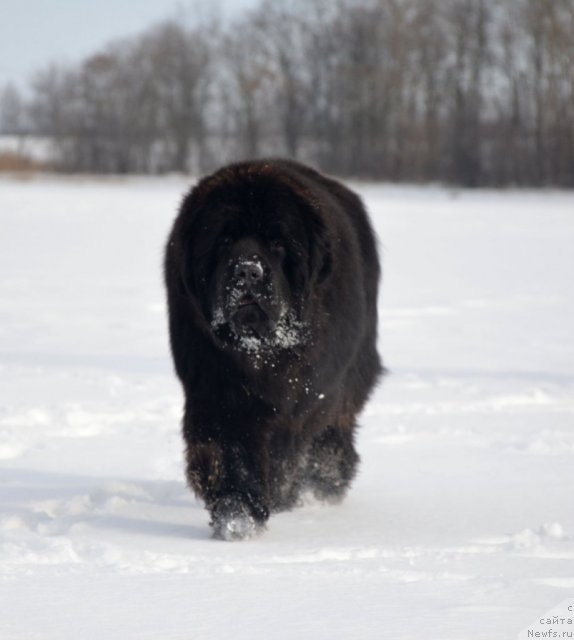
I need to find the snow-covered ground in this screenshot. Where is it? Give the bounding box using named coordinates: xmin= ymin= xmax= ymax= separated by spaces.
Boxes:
xmin=1 ymin=176 xmax=573 ymax=639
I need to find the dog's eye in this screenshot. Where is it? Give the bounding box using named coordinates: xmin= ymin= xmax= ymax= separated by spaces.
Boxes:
xmin=217 ymin=236 xmax=233 ymax=250
xmin=270 ymin=239 xmax=286 ymax=256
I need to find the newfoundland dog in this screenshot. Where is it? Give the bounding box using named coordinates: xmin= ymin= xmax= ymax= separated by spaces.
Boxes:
xmin=164 ymin=159 xmax=382 ymax=540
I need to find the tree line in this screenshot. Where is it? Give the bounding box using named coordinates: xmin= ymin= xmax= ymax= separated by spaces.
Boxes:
xmin=1 ymin=0 xmax=573 ymax=186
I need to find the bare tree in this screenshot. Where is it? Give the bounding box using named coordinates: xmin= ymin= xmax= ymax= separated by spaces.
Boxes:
xmin=0 ymin=84 xmax=26 ymax=134
xmin=22 ymin=0 xmax=574 ymax=185
xmin=142 ymin=20 xmax=213 ymax=173
xmin=218 ymin=16 xmax=276 ymax=160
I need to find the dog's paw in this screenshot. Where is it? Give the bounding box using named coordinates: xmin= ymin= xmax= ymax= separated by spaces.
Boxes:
xmin=210 ymin=494 xmax=267 ymax=541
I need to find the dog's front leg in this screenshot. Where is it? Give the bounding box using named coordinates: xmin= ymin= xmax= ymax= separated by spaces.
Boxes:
xmin=184 ymin=431 xmax=270 ymax=540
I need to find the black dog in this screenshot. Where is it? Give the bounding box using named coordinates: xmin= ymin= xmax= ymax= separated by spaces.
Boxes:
xmin=164 ymin=159 xmax=382 ymax=539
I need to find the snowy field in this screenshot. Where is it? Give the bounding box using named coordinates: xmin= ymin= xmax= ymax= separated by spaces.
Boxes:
xmin=1 ymin=175 xmax=573 ymax=639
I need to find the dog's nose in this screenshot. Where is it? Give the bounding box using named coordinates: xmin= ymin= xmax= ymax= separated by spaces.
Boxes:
xmin=234 ymin=258 xmax=264 ymax=284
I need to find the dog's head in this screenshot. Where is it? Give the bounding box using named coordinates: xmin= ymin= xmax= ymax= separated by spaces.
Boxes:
xmin=170 ymin=162 xmax=332 ymax=358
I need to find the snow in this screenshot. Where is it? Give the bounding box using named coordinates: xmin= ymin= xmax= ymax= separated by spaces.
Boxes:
xmin=1 ymin=175 xmax=573 ymax=639
xmin=234 ymin=310 xmax=308 ymax=359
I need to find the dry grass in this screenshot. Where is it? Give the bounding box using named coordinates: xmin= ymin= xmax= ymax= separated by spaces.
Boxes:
xmin=0 ymin=152 xmax=52 ymax=173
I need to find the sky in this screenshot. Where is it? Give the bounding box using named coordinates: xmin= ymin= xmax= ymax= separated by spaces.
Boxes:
xmin=0 ymin=0 xmax=259 ymax=90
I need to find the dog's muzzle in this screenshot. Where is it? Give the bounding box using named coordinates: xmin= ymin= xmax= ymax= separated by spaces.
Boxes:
xmin=228 ymin=256 xmax=272 ymax=337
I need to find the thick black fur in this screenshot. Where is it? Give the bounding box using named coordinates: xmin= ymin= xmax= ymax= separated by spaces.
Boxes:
xmin=164 ymin=159 xmax=382 ymax=539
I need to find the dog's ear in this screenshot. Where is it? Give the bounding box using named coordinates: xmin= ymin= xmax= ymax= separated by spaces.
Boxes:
xmin=277 ymin=173 xmax=333 ymax=286
xmin=171 ymin=168 xmax=237 ymax=297
xmin=165 ymin=190 xmax=197 ymax=298
xmin=281 ymin=167 xmax=334 ymax=284
xmin=164 ymin=186 xmax=214 ymax=343
xmin=295 ymin=194 xmax=333 ymax=286
xmin=307 ymin=212 xmax=333 ymax=284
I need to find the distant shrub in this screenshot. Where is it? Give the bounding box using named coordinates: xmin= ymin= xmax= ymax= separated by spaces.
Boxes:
xmin=0 ymin=151 xmax=51 ymax=173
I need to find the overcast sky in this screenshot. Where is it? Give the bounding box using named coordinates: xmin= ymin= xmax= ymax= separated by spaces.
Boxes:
xmin=0 ymin=0 xmax=259 ymax=89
